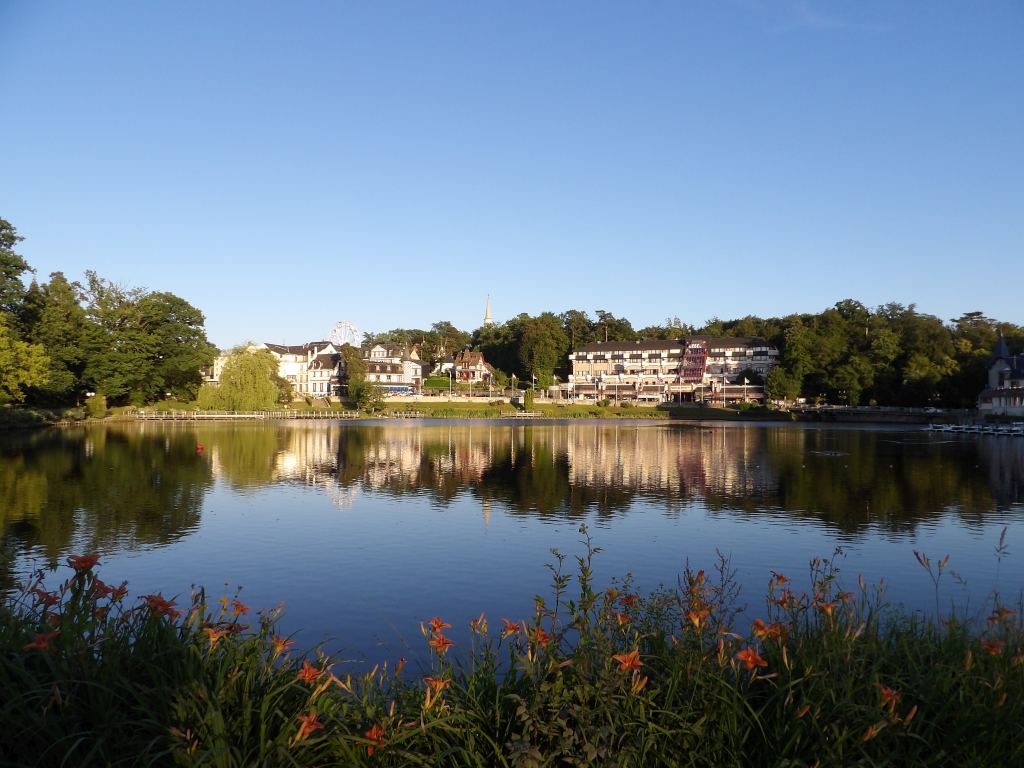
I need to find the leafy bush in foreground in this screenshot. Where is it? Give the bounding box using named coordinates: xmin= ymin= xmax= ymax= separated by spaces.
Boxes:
xmin=2 ymin=530 xmax=1023 ymax=767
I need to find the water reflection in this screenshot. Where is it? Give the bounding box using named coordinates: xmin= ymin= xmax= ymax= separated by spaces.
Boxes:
xmin=3 ymin=423 xmax=1021 ymax=565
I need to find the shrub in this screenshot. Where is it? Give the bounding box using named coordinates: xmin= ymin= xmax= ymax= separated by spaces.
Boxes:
xmin=85 ymin=393 xmax=107 ymax=419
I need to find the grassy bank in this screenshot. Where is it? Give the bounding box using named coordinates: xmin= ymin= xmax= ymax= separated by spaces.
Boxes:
xmin=0 ymin=406 xmax=86 ymax=430
xmin=4 ymin=532 xmax=1022 ymax=767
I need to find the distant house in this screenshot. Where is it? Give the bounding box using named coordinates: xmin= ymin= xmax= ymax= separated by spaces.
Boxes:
xmin=258 ymin=341 xmax=342 ymax=398
xmin=362 ymin=344 xmax=423 ymax=392
xmin=978 ymin=338 xmax=1024 ymax=417
xmin=453 ymin=349 xmax=495 ymax=383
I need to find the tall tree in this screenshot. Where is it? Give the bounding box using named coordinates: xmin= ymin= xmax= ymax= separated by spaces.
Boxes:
xmin=0 ymin=316 xmax=49 ymax=403
xmin=197 ymin=349 xmax=279 ymax=410
xmin=137 ymin=291 xmax=217 ymax=401
xmin=24 ymin=272 xmax=88 ymax=403
xmin=0 ymin=218 xmax=31 ymax=317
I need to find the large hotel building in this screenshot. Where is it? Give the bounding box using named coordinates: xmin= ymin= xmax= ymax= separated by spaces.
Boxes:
xmin=567 ymin=336 xmax=779 ymax=403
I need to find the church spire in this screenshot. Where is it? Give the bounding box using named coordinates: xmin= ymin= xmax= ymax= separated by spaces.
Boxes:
xmin=484 ymin=295 xmax=493 ymax=326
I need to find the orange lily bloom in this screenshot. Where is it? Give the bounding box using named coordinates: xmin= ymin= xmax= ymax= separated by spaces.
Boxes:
xmin=770 ymin=571 xmax=790 ymax=587
xmin=469 ymin=612 xmax=488 ymax=634
xmin=875 ymin=683 xmax=901 ymax=710
xmin=394 ymin=657 xmax=406 ymax=675
xmin=532 ymin=626 xmax=555 ymax=648
xmin=296 ymin=659 xmax=323 ymax=684
xmin=688 ymin=608 xmax=711 ymax=629
xmin=500 ymin=618 xmax=520 ymax=639
xmin=816 ymin=601 xmax=838 ymax=618
xmin=67 ymin=553 xmax=100 ymax=572
xmin=981 ymin=640 xmax=1006 ymax=656
xmin=735 ymin=647 xmax=768 ymax=670
xmin=614 ymin=611 xmax=632 ymax=627
xmin=989 ymin=608 xmax=1016 ymax=623
xmin=140 ymin=594 xmax=181 ymax=619
xmin=427 ymin=616 xmax=451 ymax=634
xmin=31 ymin=588 xmax=60 ymax=608
xmin=752 ymin=619 xmax=785 ymax=641
xmin=24 ymin=630 xmax=60 ymax=651
xmin=204 ymin=626 xmax=228 ymax=648
xmin=231 ymin=599 xmax=250 ymax=616
xmin=429 ymin=633 xmax=454 ymax=655
xmin=365 ymin=722 xmax=385 ymax=756
xmin=612 ymin=649 xmax=643 ymax=672
xmin=272 ymin=635 xmax=295 ymax=657
xmin=619 ymin=594 xmax=640 ymax=609
xmin=424 ymin=675 xmax=450 ymax=694
xmin=295 ymin=712 xmax=324 ymax=741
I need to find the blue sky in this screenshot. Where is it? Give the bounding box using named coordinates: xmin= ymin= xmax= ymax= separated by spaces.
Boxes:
xmin=1 ymin=1 xmax=1021 ymax=347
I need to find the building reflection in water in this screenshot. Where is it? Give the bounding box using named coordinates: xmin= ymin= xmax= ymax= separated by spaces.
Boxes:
xmin=198 ymin=422 xmax=1022 ymax=532
xmin=2 ymin=422 xmax=1022 ymax=581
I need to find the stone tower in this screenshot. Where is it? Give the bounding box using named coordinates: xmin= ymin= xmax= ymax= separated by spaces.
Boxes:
xmin=484 ymin=295 xmax=493 ymax=326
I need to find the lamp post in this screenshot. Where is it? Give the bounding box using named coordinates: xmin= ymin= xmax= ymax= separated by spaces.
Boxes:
xmin=511 ymin=373 xmax=516 ymax=401
xmin=742 ymin=377 xmax=748 ymax=404
xmin=448 ymin=369 xmax=453 ymax=401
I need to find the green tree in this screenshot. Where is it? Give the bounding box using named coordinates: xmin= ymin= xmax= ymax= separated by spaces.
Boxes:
xmin=199 ymin=349 xmax=279 ymax=410
xmin=561 ymin=309 xmax=594 ymax=349
xmin=519 ymin=312 xmax=569 ymax=383
xmin=0 ymin=218 xmax=31 ymax=316
xmin=24 ymin=272 xmax=88 ymax=403
xmin=339 ymin=344 xmax=366 ymax=399
xmin=137 ymin=291 xmax=216 ymax=401
xmin=355 ymin=382 xmax=385 ymax=412
xmin=0 ymin=316 xmax=49 ymax=403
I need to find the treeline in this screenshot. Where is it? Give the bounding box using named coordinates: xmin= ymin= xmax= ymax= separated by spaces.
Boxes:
xmin=369 ymin=301 xmax=1023 ymax=407
xmin=0 ymin=218 xmax=215 ymax=408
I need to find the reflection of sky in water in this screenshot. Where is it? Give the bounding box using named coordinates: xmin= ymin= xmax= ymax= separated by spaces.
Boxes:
xmin=2 ymin=422 xmax=1022 ymax=668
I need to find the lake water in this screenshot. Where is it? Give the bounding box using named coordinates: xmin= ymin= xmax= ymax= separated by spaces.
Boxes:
xmin=2 ymin=420 xmax=1022 ymax=666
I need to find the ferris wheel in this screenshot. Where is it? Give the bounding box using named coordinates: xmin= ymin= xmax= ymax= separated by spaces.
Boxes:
xmin=328 ymin=320 xmax=361 ymax=348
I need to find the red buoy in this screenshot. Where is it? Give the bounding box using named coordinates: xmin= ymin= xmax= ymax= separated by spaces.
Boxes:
xmin=196 ymin=443 xmax=205 ymax=453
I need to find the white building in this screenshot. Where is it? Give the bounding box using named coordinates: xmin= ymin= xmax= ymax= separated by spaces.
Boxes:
xmin=363 ymin=345 xmax=424 ymax=392
xmin=568 ymin=336 xmax=779 ymax=403
xmin=978 ymin=337 xmax=1024 ymax=417
xmin=257 ymin=341 xmax=343 ymax=398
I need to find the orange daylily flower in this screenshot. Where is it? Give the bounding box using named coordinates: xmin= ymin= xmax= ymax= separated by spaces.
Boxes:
xmin=92 ymin=579 xmax=117 ymax=600
xmin=427 ymin=616 xmax=451 ymax=634
xmin=735 ymin=647 xmax=768 ymax=670
xmin=688 ymin=608 xmax=711 ymax=630
xmin=612 ymin=649 xmax=643 ymax=672
xmin=231 ymin=599 xmax=250 ymax=616
xmin=532 ymin=626 xmax=555 ymax=648
xmin=429 ymin=633 xmax=454 ymax=655
xmin=837 ymin=592 xmax=854 ymax=603
xmin=67 ymin=553 xmax=100 ymax=572
xmin=31 ymin=588 xmax=60 ymax=607
xmin=500 ymin=618 xmax=521 ymax=639
xmin=875 ymin=683 xmax=901 ymax=711
xmin=469 ymin=612 xmax=488 ymax=634
xmin=365 ymin=722 xmax=385 ymax=756
xmin=630 ymin=674 xmax=649 ymax=694
xmin=94 ymin=606 xmax=109 ymax=620
xmin=204 ymin=626 xmax=228 ymax=648
xmin=140 ymin=594 xmax=181 ymax=619
xmin=751 ymin=619 xmax=785 ymax=641
xmin=424 ymin=676 xmax=450 ymax=694
xmin=619 ymin=594 xmax=640 ymax=609
xmin=272 ymin=635 xmax=295 ymax=656
xmin=394 ymin=657 xmax=406 ymax=675
xmin=605 ymin=588 xmax=620 ymax=602
xmin=614 ymin=611 xmax=632 ymax=627
xmin=770 ymin=571 xmax=791 ymax=587
xmin=296 ymin=659 xmax=323 ymax=684
xmin=988 ymin=608 xmax=1016 ymax=623
xmin=295 ymin=712 xmax=324 ymax=741
xmin=24 ymin=630 xmax=60 ymax=651
xmin=816 ymin=601 xmax=838 ymax=618
xmin=981 ymin=640 xmax=1006 ymax=656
